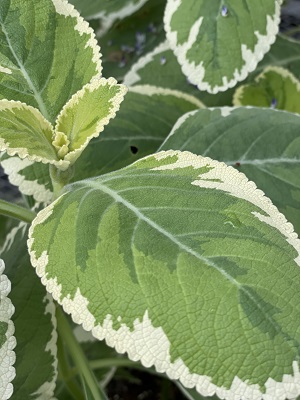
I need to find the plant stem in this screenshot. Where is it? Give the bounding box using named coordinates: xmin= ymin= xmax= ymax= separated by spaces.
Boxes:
xmin=0 ymin=199 xmax=36 ymax=223
xmin=57 ymin=333 xmax=85 ymax=400
xmin=56 ymin=306 xmax=108 ymax=400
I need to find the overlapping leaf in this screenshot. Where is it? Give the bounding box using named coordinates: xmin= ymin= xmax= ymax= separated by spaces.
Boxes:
xmin=164 ymin=0 xmax=283 ymax=93
xmin=69 ymin=0 xmax=149 ymax=35
xmin=1 ymin=87 xmax=202 ymax=201
xmin=0 ymin=0 xmax=102 ymax=124
xmin=0 ymin=259 xmax=15 ymax=400
xmin=0 ymin=223 xmax=57 ymax=399
xmin=28 ymin=150 xmax=300 ymax=400
xmin=234 ymin=67 xmax=300 ymax=113
xmin=160 ymin=107 xmax=300 ymax=234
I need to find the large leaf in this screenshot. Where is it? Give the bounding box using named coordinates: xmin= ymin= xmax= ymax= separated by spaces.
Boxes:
xmin=0 ymin=223 xmax=57 ymax=399
xmin=28 ymin=150 xmax=300 ymax=399
xmin=164 ymin=0 xmax=282 ymax=93
xmin=0 ymin=259 xmax=15 ymax=400
xmin=160 ymin=107 xmax=300 ymax=234
xmin=233 ymin=67 xmax=300 ymax=113
xmin=0 ymin=0 xmax=102 ymax=124
xmin=1 ymin=86 xmax=202 ymax=201
xmin=69 ymin=0 xmax=149 ymax=35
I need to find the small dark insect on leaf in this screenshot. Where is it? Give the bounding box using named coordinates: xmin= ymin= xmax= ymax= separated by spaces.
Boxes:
xmin=130 ymin=146 xmax=139 ymax=154
xmin=235 ymin=162 xmax=241 ymax=167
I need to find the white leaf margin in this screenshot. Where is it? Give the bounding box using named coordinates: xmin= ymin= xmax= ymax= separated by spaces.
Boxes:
xmin=129 ymin=84 xmax=205 ymax=108
xmin=123 ymin=40 xmax=170 ymax=86
xmin=233 ymin=66 xmax=300 ymax=106
xmin=0 ymin=155 xmax=53 ymax=204
xmin=28 ymin=150 xmax=300 ymax=400
xmin=52 ymin=0 xmax=102 ymax=74
xmin=0 ymin=258 xmax=16 ymax=400
xmin=164 ymin=0 xmax=283 ymax=94
xmin=0 ymin=223 xmax=58 ymax=400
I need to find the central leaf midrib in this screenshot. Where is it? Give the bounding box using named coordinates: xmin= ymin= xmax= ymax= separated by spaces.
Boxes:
xmin=84 ymin=178 xmax=299 ymax=356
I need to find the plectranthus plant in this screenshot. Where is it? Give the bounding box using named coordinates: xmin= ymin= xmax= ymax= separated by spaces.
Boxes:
xmin=0 ymin=1 xmax=299 ymax=399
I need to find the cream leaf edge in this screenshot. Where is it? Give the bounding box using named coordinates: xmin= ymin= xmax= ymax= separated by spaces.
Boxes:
xmin=54 ymin=77 xmax=127 ymax=165
xmin=0 ymin=223 xmax=58 ymax=400
xmin=164 ymin=0 xmax=283 ymax=94
xmin=129 ymin=85 xmax=205 ymax=108
xmin=233 ymin=66 xmax=300 ymax=106
xmin=28 ymin=150 xmax=300 ymax=400
xmin=0 ymin=259 xmax=16 ymax=400
xmin=52 ymin=0 xmax=102 ymax=75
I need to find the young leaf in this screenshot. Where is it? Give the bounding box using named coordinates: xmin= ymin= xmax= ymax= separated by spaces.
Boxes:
xmin=0 ymin=100 xmax=68 ymax=170
xmin=28 ymin=150 xmax=300 ymax=400
xmin=54 ymin=77 xmax=127 ymax=165
xmin=0 ymin=0 xmax=102 ymax=123
xmin=164 ymin=0 xmax=283 ymax=93
xmin=1 ymin=85 xmax=202 ymax=201
xmin=1 ymin=223 xmax=57 ymax=399
xmin=233 ymin=67 xmax=300 ymax=113
xmin=69 ymin=0 xmax=149 ymax=35
xmin=160 ymin=107 xmax=300 ymax=234
xmin=0 ymin=259 xmax=16 ymax=400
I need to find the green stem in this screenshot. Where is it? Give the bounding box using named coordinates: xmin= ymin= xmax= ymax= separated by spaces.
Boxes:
xmin=56 ymin=306 xmax=107 ymax=400
xmin=0 ymin=199 xmax=36 ymax=223
xmin=57 ymin=333 xmax=85 ymax=400
xmin=49 ymin=164 xmax=74 ymax=200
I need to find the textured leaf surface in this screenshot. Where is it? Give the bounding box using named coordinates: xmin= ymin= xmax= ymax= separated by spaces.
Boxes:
xmin=100 ymin=0 xmax=165 ymax=80
xmin=0 ymin=0 xmax=101 ymax=123
xmin=0 ymin=101 xmax=68 ymax=169
xmin=160 ymin=107 xmax=300 ymax=235
xmin=233 ymin=67 xmax=300 ymax=113
xmin=28 ymin=150 xmax=300 ymax=399
xmin=55 ymin=77 xmax=127 ymax=165
xmin=123 ymin=41 xmax=234 ymax=107
xmin=0 ymin=259 xmax=15 ymax=400
xmin=0 ymin=224 xmax=57 ymax=399
xmin=69 ymin=0 xmax=148 ymax=34
xmin=1 ymin=87 xmax=202 ymax=200
xmin=164 ymin=0 xmax=282 ymax=93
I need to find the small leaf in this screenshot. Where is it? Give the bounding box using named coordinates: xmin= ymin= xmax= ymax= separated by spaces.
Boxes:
xmin=0 ymin=0 xmax=102 ymax=123
xmin=1 ymin=223 xmax=57 ymax=399
xmin=0 ymin=258 xmax=16 ymax=400
xmin=233 ymin=66 xmax=300 ymax=113
xmin=164 ymin=0 xmax=283 ymax=93
xmin=0 ymin=100 xmax=68 ymax=169
xmin=28 ymin=150 xmax=300 ymax=399
xmin=54 ymin=77 xmax=127 ymax=165
xmin=160 ymin=107 xmax=300 ymax=234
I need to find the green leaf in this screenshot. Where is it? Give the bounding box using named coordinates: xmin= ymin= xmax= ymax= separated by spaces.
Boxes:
xmin=55 ymin=77 xmax=127 ymax=165
xmin=160 ymin=107 xmax=300 ymax=234
xmin=164 ymin=0 xmax=282 ymax=93
xmin=123 ymin=40 xmax=234 ymax=107
xmin=69 ymin=0 xmax=149 ymax=34
xmin=100 ymin=0 xmax=166 ymax=80
xmin=1 ymin=223 xmax=57 ymax=399
xmin=0 ymin=100 xmax=69 ymax=169
xmin=1 ymin=86 xmax=202 ymax=200
xmin=0 ymin=259 xmax=16 ymax=400
xmin=28 ymin=150 xmax=300 ymax=399
xmin=233 ymin=67 xmax=300 ymax=113
xmin=0 ymin=0 xmax=102 ymax=123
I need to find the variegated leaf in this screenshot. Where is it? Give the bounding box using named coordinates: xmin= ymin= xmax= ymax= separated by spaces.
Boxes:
xmin=0 ymin=259 xmax=15 ymax=400
xmin=0 ymin=0 xmax=102 ymax=124
xmin=164 ymin=0 xmax=283 ymax=93
xmin=28 ymin=150 xmax=300 ymax=400
xmin=233 ymin=67 xmax=300 ymax=113
xmin=0 ymin=224 xmax=57 ymax=399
